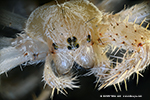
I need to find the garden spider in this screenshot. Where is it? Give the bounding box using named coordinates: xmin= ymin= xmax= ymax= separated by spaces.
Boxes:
xmin=0 ymin=0 xmax=150 ymax=100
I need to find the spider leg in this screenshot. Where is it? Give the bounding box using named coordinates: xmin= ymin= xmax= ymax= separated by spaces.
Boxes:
xmin=0 ymin=34 xmax=48 ymax=75
xmin=96 ymin=0 xmax=126 ymax=13
xmin=116 ymin=2 xmax=150 ymax=24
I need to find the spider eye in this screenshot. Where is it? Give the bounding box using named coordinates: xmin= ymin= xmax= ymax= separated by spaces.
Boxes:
xmin=67 ymin=45 xmax=72 ymax=50
xmin=74 ymin=43 xmax=79 ymax=48
xmin=67 ymin=37 xmax=72 ymax=43
xmin=87 ymin=35 xmax=91 ymax=42
xmin=52 ymin=43 xmax=58 ymax=50
xmin=72 ymin=36 xmax=77 ymax=42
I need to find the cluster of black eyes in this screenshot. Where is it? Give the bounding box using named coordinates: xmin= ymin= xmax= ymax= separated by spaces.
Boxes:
xmin=67 ymin=36 xmax=79 ymax=50
xmin=52 ymin=35 xmax=91 ymax=50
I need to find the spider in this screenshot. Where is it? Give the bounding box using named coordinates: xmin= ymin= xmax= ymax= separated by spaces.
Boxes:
xmin=0 ymin=0 xmax=150 ymax=99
